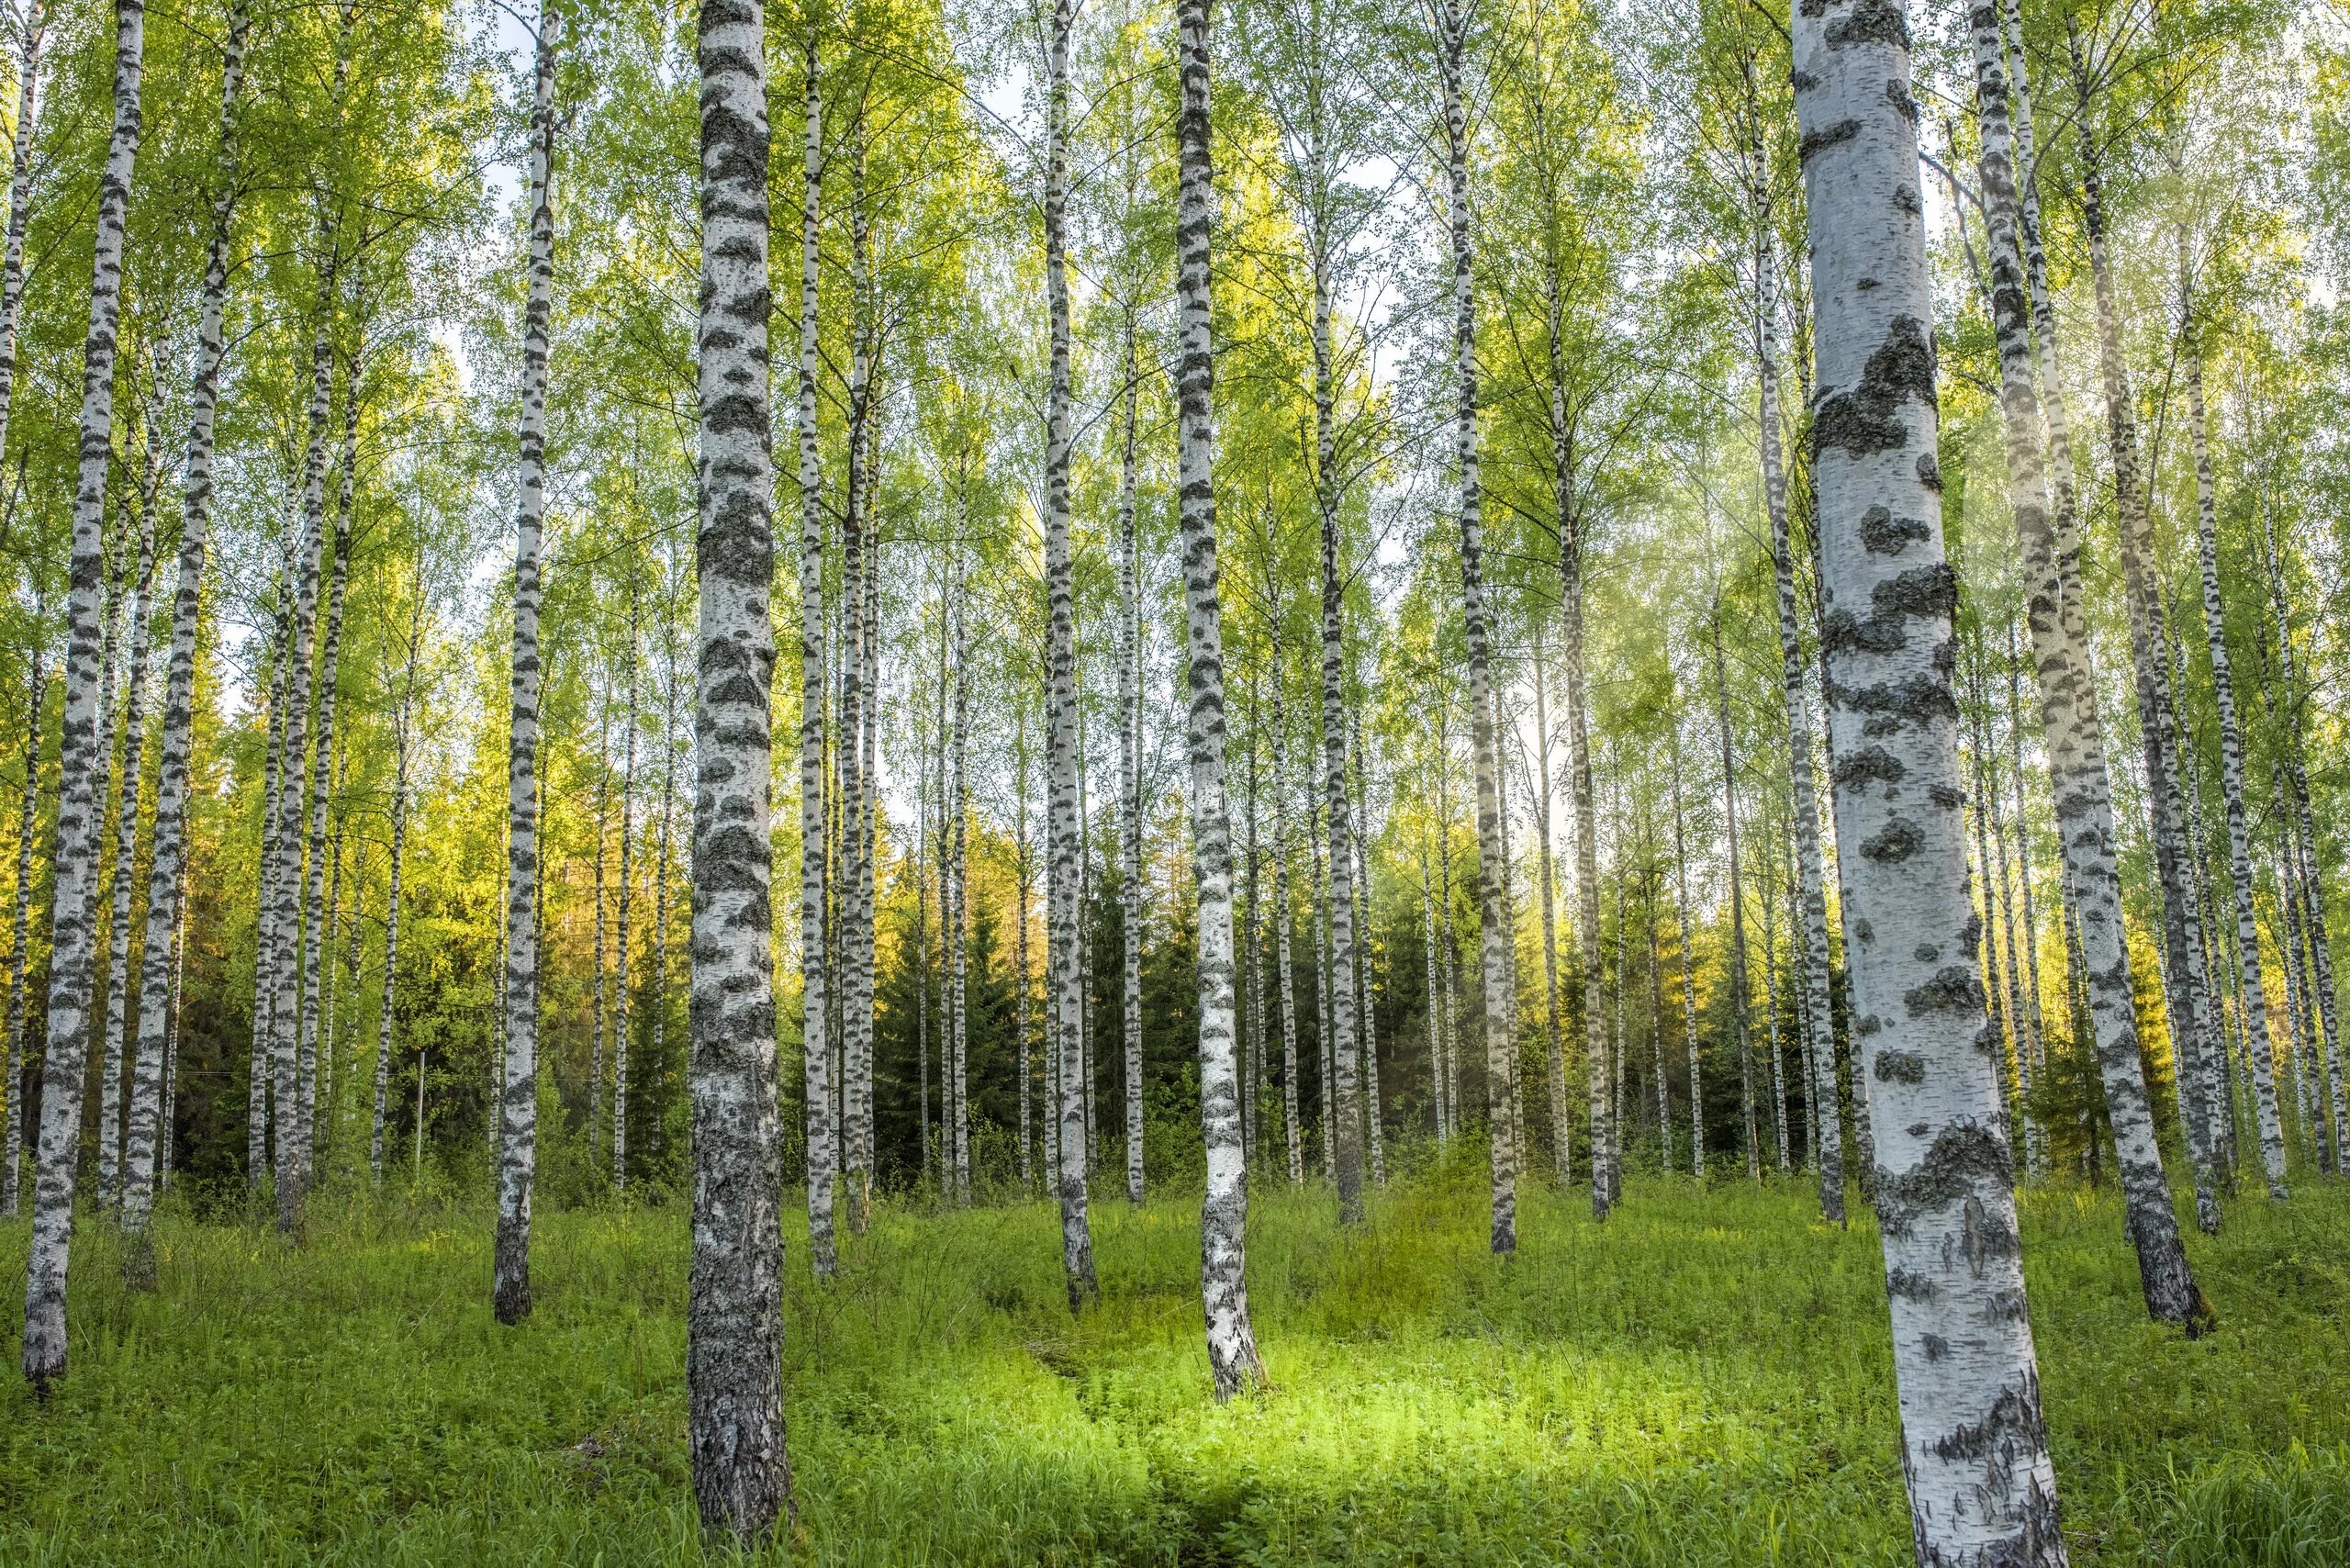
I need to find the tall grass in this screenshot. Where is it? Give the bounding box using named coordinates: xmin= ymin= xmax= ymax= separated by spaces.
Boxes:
xmin=1 ymin=1154 xmax=2344 ymax=1563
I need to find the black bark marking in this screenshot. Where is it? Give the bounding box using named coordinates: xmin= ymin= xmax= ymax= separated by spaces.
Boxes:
xmin=1798 ymin=118 xmax=1860 ymax=166
xmin=1861 ymin=819 xmax=1922 ymax=862
xmin=1861 ymin=505 xmax=1929 ymax=554
xmin=1826 ymin=0 xmax=1909 ymax=48
xmin=1835 ymin=745 xmax=1907 ymax=786
xmin=1815 ymin=314 xmax=1935 ymax=458
xmin=1875 ymin=1050 xmax=1926 ymax=1083
xmin=1905 ymin=965 xmax=1983 ymax=1014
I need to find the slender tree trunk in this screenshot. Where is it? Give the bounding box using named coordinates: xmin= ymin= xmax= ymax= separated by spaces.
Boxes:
xmin=1796 ymin=0 xmax=2067 ymax=1550
xmin=1016 ymin=726 xmax=1035 ymax=1191
xmin=23 ymin=0 xmax=145 ymax=1390
xmin=949 ymin=563 xmax=971 ymax=1206
xmin=1435 ymin=0 xmax=1515 ymax=1252
xmin=789 ymin=37 xmax=833 ymax=1275
xmin=834 ymin=136 xmax=875 ymax=1237
xmin=612 ymin=599 xmax=637 ymax=1189
xmin=493 ymin=6 xmax=557 ymax=1325
xmin=2071 ymin=121 xmax=2233 ymax=1220
xmin=3 ymin=633 xmax=44 ymax=1217
xmin=1759 ymin=219 xmax=1844 ymax=1218
xmin=1309 ymin=254 xmax=1362 ymax=1225
xmin=0 ymin=0 xmax=47 ymax=471
xmin=1964 ymin=4 xmax=2211 ymax=1329
xmin=589 ymin=701 xmax=608 ymax=1168
xmin=1172 ymin=0 xmax=1261 ymax=1389
xmin=2180 ymin=295 xmax=2266 ymax=1211
xmin=1117 ymin=315 xmax=1145 ymax=1206
xmin=131 ymin=318 xmax=229 ymax=1227
xmin=1043 ymin=0 xmax=1097 ymax=1308
xmin=295 ymin=384 xmax=360 ymax=1198
xmin=371 ymin=622 xmax=415 ymax=1185
xmin=2262 ymin=516 xmax=2344 ymax=1164
xmin=248 ymin=589 xmax=288 ymax=1188
xmin=1271 ymin=639 xmax=1303 ymax=1182
xmin=97 ymin=489 xmax=154 ymax=1209
xmin=688 ymin=0 xmax=790 ymax=1531
xmin=1353 ymin=721 xmax=1384 ymax=1185
xmin=1713 ymin=607 xmax=1759 ymax=1182
xmin=1532 ymin=648 xmax=1570 ymax=1175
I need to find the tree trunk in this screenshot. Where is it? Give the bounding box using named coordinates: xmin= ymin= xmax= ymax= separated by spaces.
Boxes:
xmin=2180 ymin=291 xmax=2268 ymax=1207
xmin=613 ymin=597 xmax=637 ymax=1192
xmin=1311 ymin=253 xmax=1363 ymax=1225
xmin=1713 ymin=606 xmax=1759 ymax=1182
xmin=0 ymin=1 xmax=44 ymax=1222
xmin=1017 ymin=724 xmax=1035 ymax=1191
xmin=836 ymin=137 xmax=876 ymax=1237
xmin=2071 ymin=126 xmax=2233 ymax=1222
xmin=0 ymin=0 xmax=47 ymax=470
xmin=493 ymin=6 xmax=557 ymax=1326
xmin=1437 ymin=0 xmax=1513 ymax=1252
xmin=1798 ymin=0 xmax=2070 ymax=1547
xmin=949 ymin=558 xmax=971 ymax=1206
xmin=688 ymin=0 xmax=790 ymax=1531
xmin=1172 ymin=0 xmax=1262 ymax=1390
xmin=371 ymin=604 xmax=419 ymax=1185
xmin=1532 ymin=648 xmax=1570 ymax=1175
xmin=2 ymin=633 xmax=44 ymax=1218
xmin=789 ymin=36 xmax=834 ymax=1275
xmin=1759 ymin=212 xmax=1844 ymax=1219
xmin=2262 ymin=515 xmax=2343 ymax=1165
xmin=296 ymin=383 xmax=361 ymax=1196
xmin=1964 ymin=2 xmax=2210 ymax=1331
xmin=1043 ymin=0 xmax=1097 ymax=1308
xmin=97 ymin=481 xmax=156 ymax=1209
xmin=1352 ymin=718 xmax=1384 ymax=1185
xmin=1271 ymin=638 xmax=1303 ymax=1182
xmin=1117 ymin=314 xmax=1145 ymax=1206
xmin=1669 ymin=719 xmax=1701 ymax=1177
xmin=23 ymin=0 xmax=145 ymax=1390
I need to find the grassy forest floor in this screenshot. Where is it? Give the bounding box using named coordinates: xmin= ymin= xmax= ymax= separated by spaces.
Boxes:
xmin=1 ymin=1153 xmax=2346 ymax=1565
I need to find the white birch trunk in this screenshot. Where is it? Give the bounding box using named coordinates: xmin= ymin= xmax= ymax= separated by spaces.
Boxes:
xmin=96 ymin=492 xmax=154 ymax=1208
xmin=1043 ymin=0 xmax=1097 ymax=1307
xmin=1759 ymin=218 xmax=1845 ymax=1219
xmin=0 ymin=0 xmax=45 ymax=469
xmin=790 ymin=35 xmax=834 ymax=1276
xmin=23 ymin=0 xmax=143 ymax=1389
xmin=688 ymin=0 xmax=790 ymax=1531
xmin=1964 ymin=5 xmax=2210 ymax=1321
xmin=2 ymin=631 xmax=43 ymax=1217
xmin=494 ymin=5 xmax=557 ymax=1325
xmin=1173 ymin=0 xmax=1262 ymax=1390
xmin=1117 ymin=321 xmax=1145 ymax=1205
xmin=1437 ymin=0 xmax=1515 ymax=1251
xmin=1669 ymin=720 xmax=1702 ymax=1177
xmin=1797 ymin=0 xmax=2065 ymax=1551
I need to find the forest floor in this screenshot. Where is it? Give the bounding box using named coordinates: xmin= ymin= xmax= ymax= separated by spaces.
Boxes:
xmin=1 ymin=1153 xmax=2345 ymax=1565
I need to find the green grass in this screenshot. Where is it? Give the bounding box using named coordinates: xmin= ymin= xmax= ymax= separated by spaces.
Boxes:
xmin=3 ymin=1155 xmax=2347 ymax=1564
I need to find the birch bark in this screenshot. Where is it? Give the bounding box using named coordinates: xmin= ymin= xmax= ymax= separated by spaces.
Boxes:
xmin=493 ymin=5 xmax=557 ymax=1325
xmin=1964 ymin=0 xmax=2211 ymax=1323
xmin=2 ymin=631 xmax=42 ymax=1217
xmin=1435 ymin=0 xmax=1515 ymax=1252
xmin=1798 ymin=0 xmax=2069 ymax=1542
xmin=792 ymin=34 xmax=834 ymax=1276
xmin=1044 ymin=0 xmax=1097 ymax=1307
xmin=1117 ymin=319 xmax=1144 ymax=1205
xmin=688 ymin=0 xmax=790 ymax=1530
xmin=1760 ymin=211 xmax=1845 ymax=1219
xmin=23 ymin=0 xmax=144 ymax=1389
xmin=1173 ymin=0 xmax=1263 ymax=1390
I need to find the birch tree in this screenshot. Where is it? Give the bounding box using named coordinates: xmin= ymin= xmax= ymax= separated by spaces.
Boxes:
xmin=494 ymin=1 xmax=559 ymax=1327
xmin=1174 ymin=0 xmax=1264 ymax=1393
xmin=22 ymin=0 xmax=146 ymax=1391
xmin=687 ymin=0 xmax=789 ymax=1533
